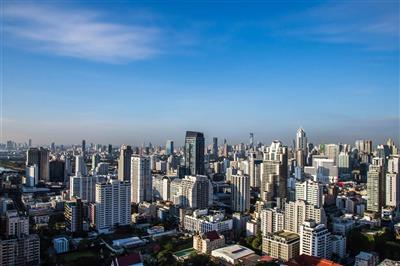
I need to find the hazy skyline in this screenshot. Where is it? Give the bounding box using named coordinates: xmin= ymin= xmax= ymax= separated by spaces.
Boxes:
xmin=2 ymin=1 xmax=399 ymax=146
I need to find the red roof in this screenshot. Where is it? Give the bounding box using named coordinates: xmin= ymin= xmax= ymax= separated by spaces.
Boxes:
xmin=204 ymin=230 xmax=220 ymax=241
xmin=287 ymin=255 xmax=342 ymax=266
xmin=259 ymin=255 xmax=274 ymax=262
xmin=115 ymin=253 xmax=142 ymax=266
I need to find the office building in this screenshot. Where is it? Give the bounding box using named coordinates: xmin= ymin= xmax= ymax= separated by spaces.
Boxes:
xmin=94 ymin=179 xmax=131 ymax=232
xmin=367 ymin=164 xmax=385 ymax=212
xmin=212 ymin=137 xmax=218 ymax=160
xmin=25 ymin=165 xmax=38 ymax=187
xmin=231 ymin=173 xmax=250 ymax=212
xmin=166 ymin=140 xmax=174 ymax=155
xmin=49 ymin=159 xmax=65 ymax=182
xmin=118 ymin=145 xmax=133 ymax=182
xmin=184 ymin=131 xmax=205 ymax=175
xmin=180 ymin=175 xmax=210 ymax=209
xmin=26 ymin=147 xmax=49 ymax=182
xmin=300 ymin=220 xmax=332 ymax=259
xmin=131 ymin=155 xmax=152 ymax=203
xmin=249 ymin=154 xmax=262 ymax=188
xmin=262 ymin=230 xmax=300 ymax=261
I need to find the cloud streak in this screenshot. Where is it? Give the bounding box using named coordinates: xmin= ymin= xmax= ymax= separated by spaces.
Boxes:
xmin=277 ymin=1 xmax=399 ymax=51
xmin=3 ymin=4 xmax=163 ymax=63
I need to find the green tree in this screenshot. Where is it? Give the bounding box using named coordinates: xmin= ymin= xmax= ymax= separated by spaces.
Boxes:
xmin=183 ymin=254 xmax=217 ymax=266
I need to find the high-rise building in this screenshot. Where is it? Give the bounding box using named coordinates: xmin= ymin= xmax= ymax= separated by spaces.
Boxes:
xmin=295 ymin=180 xmax=323 ymax=208
xmin=355 ymin=140 xmax=373 ymax=154
xmin=0 ymin=234 xmax=40 ymax=266
xmin=231 ymin=173 xmax=250 ymax=212
xmin=249 ymin=153 xmax=262 ymax=188
xmin=300 ymin=220 xmax=332 ymax=259
xmin=70 ymin=175 xmax=99 ymax=203
xmin=260 ymin=208 xmax=285 ymax=236
xmin=338 ymin=152 xmax=350 ymax=176
xmin=184 ymin=131 xmax=205 ymax=175
xmin=108 ymin=144 xmax=112 ymax=155
xmin=82 ymin=139 xmax=86 ymax=155
xmin=5 ymin=210 xmax=29 ymax=238
xmin=49 ymin=160 xmax=65 ymax=182
xmin=262 ymin=230 xmax=300 ymax=261
xmin=181 ymin=175 xmax=209 ymax=209
xmin=92 ymin=153 xmax=101 ymax=172
xmin=284 ymin=200 xmax=327 ymax=234
xmin=65 ymin=198 xmax=84 ymax=233
xmin=94 ymin=179 xmax=131 ymax=232
xmin=295 ymin=128 xmax=307 ymax=152
xmin=131 ymin=156 xmax=152 ymax=203
xmin=261 ymin=141 xmax=288 ymax=201
xmin=386 ymin=156 xmax=399 ymax=211
xmin=325 ymin=144 xmax=339 ymax=165
xmin=166 ymin=140 xmax=174 ymax=156
xmin=367 ymin=164 xmax=385 ymax=213
xmin=75 ymin=155 xmax=88 ymax=176
xmin=26 ymin=147 xmax=49 ymax=182
xmin=28 ymin=138 xmax=32 ymax=147
xmin=25 ymin=165 xmax=38 ymax=187
xmin=249 ymin=133 xmax=254 ymax=148
xmin=118 ymin=145 xmax=133 ymax=182
xmin=213 ymin=137 xmax=218 ymax=161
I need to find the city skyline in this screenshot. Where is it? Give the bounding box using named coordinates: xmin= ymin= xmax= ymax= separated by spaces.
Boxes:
xmin=2 ymin=1 xmax=399 ymax=145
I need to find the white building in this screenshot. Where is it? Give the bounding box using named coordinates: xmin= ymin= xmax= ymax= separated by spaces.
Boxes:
xmin=284 ymin=200 xmax=327 ymax=234
xmin=94 ymin=179 xmax=131 ymax=232
xmin=184 ymin=209 xmax=233 ymax=234
xmin=75 ymin=155 xmax=88 ymax=176
xmin=386 ymin=156 xmax=400 ymax=212
xmin=295 ymin=179 xmax=323 ymax=208
xmin=25 ymin=165 xmax=38 ymax=187
xmin=5 ymin=210 xmax=29 ymax=237
xmin=231 ymin=173 xmax=250 ymax=212
xmin=300 ymin=220 xmax=332 ymax=259
xmin=70 ymin=175 xmax=99 ymax=203
xmin=53 ymin=237 xmax=69 ymax=254
xmin=180 ymin=175 xmax=210 ymax=209
xmin=131 ymin=156 xmax=152 ymax=203
xmin=260 ymin=208 xmax=284 ymax=236
xmin=211 ymin=244 xmax=255 ymax=265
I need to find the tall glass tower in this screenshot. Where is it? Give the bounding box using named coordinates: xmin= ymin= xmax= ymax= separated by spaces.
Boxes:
xmin=184 ymin=131 xmax=205 ymax=175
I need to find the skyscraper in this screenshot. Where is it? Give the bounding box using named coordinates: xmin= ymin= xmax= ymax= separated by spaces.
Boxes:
xmin=295 ymin=180 xmax=323 ymax=208
xmin=82 ymin=139 xmax=86 ymax=155
xmin=92 ymin=153 xmax=101 ymax=172
xmin=70 ymin=175 xmax=99 ymax=203
xmin=26 ymin=147 xmax=49 ymax=182
xmin=386 ymin=156 xmax=400 ymax=211
xmin=131 ymin=155 xmax=152 ymax=203
xmin=184 ymin=131 xmax=205 ymax=175
xmin=166 ymin=140 xmax=174 ymax=155
xmin=213 ymin=137 xmax=218 ymax=161
xmin=231 ymin=173 xmax=250 ymax=212
xmin=94 ymin=179 xmax=131 ymax=232
xmin=75 ymin=155 xmax=88 ymax=176
xmin=261 ymin=141 xmax=288 ymax=201
xmin=181 ymin=175 xmax=209 ymax=209
xmin=249 ymin=133 xmax=254 ymax=148
xmin=118 ymin=145 xmax=133 ymax=182
xmin=367 ymin=164 xmax=385 ymax=213
xmin=295 ymin=128 xmax=307 ymax=152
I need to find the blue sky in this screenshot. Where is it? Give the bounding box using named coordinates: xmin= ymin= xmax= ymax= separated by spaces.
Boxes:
xmin=2 ymin=1 xmax=399 ymax=146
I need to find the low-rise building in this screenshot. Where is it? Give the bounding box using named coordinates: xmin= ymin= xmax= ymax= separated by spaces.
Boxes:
xmin=193 ymin=230 xmax=225 ymax=254
xmin=211 ymin=244 xmax=256 ymax=265
xmin=355 ymin=251 xmax=378 ymax=266
xmin=53 ymin=237 xmax=69 ymax=254
xmin=184 ymin=209 xmax=233 ymax=234
xmin=262 ymin=230 xmax=300 ymax=262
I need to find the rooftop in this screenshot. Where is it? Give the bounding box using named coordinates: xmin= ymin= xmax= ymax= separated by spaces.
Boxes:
xmin=211 ymin=244 xmax=254 ymax=260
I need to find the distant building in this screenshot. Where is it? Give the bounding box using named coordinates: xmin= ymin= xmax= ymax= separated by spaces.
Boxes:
xmin=184 ymin=131 xmax=205 ymax=175
xmin=193 ymin=230 xmax=225 ymax=254
xmin=231 ymin=173 xmax=250 ymax=212
xmin=166 ymin=140 xmax=174 ymax=156
xmin=75 ymin=155 xmax=87 ymax=176
xmin=131 ymin=156 xmax=152 ymax=203
xmin=118 ymin=145 xmax=133 ymax=182
xmin=26 ymin=147 xmax=50 ymax=182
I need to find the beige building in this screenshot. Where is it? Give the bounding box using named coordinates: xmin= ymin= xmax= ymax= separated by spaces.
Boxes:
xmin=193 ymin=230 xmax=225 ymax=254
xmin=262 ymin=230 xmax=300 ymax=261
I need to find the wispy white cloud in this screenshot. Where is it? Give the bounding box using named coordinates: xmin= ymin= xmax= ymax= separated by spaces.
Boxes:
xmin=3 ymin=4 xmax=163 ymax=63
xmin=276 ymin=1 xmax=399 ymax=51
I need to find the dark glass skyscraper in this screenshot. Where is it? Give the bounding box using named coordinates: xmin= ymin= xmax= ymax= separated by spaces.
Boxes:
xmin=184 ymin=131 xmax=205 ymax=175
xmin=212 ymin=137 xmax=218 ymax=161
